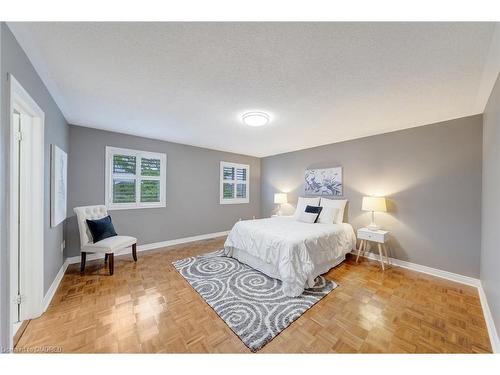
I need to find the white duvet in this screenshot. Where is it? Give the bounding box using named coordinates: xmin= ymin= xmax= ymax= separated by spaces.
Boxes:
xmin=223 ymin=216 xmax=356 ymax=296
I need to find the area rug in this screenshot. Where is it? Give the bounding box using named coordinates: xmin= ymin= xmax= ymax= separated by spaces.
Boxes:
xmin=172 ymin=250 xmax=337 ymax=352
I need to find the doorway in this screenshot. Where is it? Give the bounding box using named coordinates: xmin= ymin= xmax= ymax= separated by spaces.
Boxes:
xmin=9 ymin=75 xmax=45 ymax=348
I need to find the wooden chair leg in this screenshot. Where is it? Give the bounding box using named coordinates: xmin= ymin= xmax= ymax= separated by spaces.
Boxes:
xmin=80 ymin=252 xmax=86 ymax=273
xmin=104 ymin=253 xmax=108 ymax=263
xmin=108 ymin=253 xmax=114 ymax=275
xmin=132 ymin=243 xmax=137 ymax=262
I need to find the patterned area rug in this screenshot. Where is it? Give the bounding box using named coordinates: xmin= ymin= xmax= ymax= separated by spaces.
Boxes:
xmin=172 ymin=250 xmax=337 ymax=352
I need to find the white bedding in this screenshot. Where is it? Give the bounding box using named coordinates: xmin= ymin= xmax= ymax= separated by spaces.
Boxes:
xmin=223 ymin=216 xmax=356 ymax=297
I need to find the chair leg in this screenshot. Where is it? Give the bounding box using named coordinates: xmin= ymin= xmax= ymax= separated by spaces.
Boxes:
xmin=104 ymin=253 xmax=108 ymax=263
xmin=108 ymin=253 xmax=114 ymax=275
xmin=80 ymin=252 xmax=86 ymax=274
xmin=132 ymin=243 xmax=137 ymax=262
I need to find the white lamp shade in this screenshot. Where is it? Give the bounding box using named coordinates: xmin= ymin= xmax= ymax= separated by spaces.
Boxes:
xmin=274 ymin=193 xmax=288 ymax=204
xmin=362 ymin=196 xmax=387 ymax=212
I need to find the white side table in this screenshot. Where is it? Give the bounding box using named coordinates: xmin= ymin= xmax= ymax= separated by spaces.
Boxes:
xmin=356 ymin=228 xmax=390 ymax=270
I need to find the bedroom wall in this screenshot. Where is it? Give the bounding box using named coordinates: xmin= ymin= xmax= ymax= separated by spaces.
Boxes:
xmin=261 ymin=115 xmax=483 ymax=278
xmin=66 ymin=125 xmax=261 ymax=258
xmin=0 ymin=23 xmax=70 ymax=348
xmin=0 ymin=24 xmax=70 ymax=299
xmin=481 ymin=73 xmax=500 ymax=340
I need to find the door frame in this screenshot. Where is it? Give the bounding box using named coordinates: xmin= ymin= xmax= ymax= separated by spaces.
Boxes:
xmin=8 ymin=74 xmax=45 ymax=347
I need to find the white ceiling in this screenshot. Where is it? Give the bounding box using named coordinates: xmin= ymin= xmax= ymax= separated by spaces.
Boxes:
xmin=8 ymin=22 xmax=500 ymax=157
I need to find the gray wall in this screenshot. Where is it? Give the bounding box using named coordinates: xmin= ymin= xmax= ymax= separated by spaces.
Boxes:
xmin=481 ymin=73 xmax=500 ymax=339
xmin=66 ymin=125 xmax=261 ymax=257
xmin=261 ymin=115 xmax=483 ymax=278
xmin=0 ymin=23 xmax=70 ymax=348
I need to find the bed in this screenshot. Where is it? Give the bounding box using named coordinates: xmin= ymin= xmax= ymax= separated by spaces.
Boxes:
xmin=223 ymin=215 xmax=356 ymax=297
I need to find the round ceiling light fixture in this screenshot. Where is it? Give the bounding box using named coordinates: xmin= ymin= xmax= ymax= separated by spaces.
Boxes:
xmin=242 ymin=111 xmax=270 ymax=127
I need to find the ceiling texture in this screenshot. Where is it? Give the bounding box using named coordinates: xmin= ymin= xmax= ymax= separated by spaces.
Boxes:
xmin=8 ymin=22 xmax=500 ymax=157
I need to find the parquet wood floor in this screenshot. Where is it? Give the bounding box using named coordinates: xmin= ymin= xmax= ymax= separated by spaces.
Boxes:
xmin=16 ymin=237 xmax=492 ymax=353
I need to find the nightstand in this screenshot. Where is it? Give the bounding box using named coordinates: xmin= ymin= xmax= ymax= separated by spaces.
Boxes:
xmin=356 ymin=227 xmax=390 ymax=270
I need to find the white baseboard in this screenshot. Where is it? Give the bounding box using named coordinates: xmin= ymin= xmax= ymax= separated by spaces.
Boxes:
xmin=478 ymin=282 xmax=500 ymax=353
xmin=66 ymin=230 xmax=230 ymax=265
xmin=12 ymin=321 xmax=22 ymax=337
xmin=351 ymin=251 xmax=480 ymax=287
xmin=138 ymin=231 xmax=230 ymax=252
xmin=42 ymin=258 xmax=69 ymax=312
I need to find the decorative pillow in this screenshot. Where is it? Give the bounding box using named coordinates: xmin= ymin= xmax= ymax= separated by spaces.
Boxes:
xmin=293 ymin=197 xmax=321 ymax=218
xmin=298 ymin=205 xmax=323 ymax=223
xmin=86 ymin=215 xmax=117 ymax=243
xmin=317 ymin=207 xmax=340 ymax=224
xmin=319 ymin=198 xmax=347 ymax=223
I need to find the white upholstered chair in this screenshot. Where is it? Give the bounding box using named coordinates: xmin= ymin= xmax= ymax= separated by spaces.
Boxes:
xmin=73 ymin=205 xmax=137 ymax=275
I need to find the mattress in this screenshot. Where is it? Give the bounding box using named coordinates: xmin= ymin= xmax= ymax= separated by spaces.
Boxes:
xmin=223 ymin=216 xmax=356 ymax=296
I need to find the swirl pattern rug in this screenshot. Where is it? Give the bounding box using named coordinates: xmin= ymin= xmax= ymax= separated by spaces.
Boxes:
xmin=172 ymin=250 xmax=337 ymax=352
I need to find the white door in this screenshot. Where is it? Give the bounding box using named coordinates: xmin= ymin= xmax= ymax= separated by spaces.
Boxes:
xmin=9 ymin=75 xmax=45 ymax=348
xmin=11 ymin=111 xmax=36 ymax=328
xmin=11 ymin=112 xmax=20 ymax=329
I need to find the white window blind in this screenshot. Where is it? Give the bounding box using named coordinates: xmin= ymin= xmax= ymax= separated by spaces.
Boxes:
xmin=220 ymin=161 xmax=249 ymax=204
xmin=105 ymin=146 xmax=166 ymax=210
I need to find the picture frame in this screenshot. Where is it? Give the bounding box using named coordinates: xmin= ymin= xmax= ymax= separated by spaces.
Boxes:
xmin=51 ymin=144 xmax=68 ymax=227
xmin=304 ymin=167 xmax=343 ymax=196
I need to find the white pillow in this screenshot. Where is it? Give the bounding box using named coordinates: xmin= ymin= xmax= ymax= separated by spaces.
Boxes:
xmin=317 ymin=207 xmax=340 ymax=224
xmin=319 ymin=198 xmax=347 ymax=223
xmin=293 ymin=197 xmax=321 ymax=218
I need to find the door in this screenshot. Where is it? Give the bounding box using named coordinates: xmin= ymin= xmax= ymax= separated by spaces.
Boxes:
xmin=11 ymin=111 xmax=36 ymax=329
xmin=11 ymin=112 xmax=20 ymax=329
xmin=9 ymin=74 xmax=45 ymax=348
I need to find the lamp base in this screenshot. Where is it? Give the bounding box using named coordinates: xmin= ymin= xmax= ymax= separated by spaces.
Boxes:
xmin=367 ymin=223 xmax=380 ymax=231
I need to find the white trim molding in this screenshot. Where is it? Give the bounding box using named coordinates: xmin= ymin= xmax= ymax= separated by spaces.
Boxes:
xmin=9 ymin=74 xmax=45 ymax=350
xmin=42 ymin=259 xmax=69 ymax=312
xmin=351 ymin=251 xmax=480 ymax=287
xmin=478 ymin=282 xmax=500 ymax=353
xmin=66 ymin=230 xmax=230 ymax=264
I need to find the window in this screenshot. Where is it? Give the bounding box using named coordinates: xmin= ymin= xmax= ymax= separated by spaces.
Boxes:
xmin=220 ymin=161 xmax=249 ymax=204
xmin=105 ymin=146 xmax=166 ymax=210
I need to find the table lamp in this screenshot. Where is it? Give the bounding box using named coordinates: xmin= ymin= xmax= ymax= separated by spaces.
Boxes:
xmin=362 ymin=196 xmax=387 ymax=230
xmin=274 ymin=193 xmax=288 ymax=216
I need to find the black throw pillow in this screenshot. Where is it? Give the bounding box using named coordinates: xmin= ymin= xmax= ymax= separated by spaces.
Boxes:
xmin=304 ymin=205 xmax=323 ymax=223
xmin=86 ymin=215 xmax=117 ymax=243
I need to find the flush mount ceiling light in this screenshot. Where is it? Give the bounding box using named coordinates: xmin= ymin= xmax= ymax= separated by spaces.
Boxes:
xmin=242 ymin=112 xmax=270 ymax=127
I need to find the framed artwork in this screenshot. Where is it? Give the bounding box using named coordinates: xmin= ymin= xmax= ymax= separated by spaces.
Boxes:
xmin=304 ymin=167 xmax=343 ymax=196
xmin=51 ymin=145 xmax=68 ymax=227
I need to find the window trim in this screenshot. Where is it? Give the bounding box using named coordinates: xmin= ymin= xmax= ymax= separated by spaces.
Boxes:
xmin=105 ymin=146 xmax=167 ymax=210
xmin=219 ymin=161 xmax=250 ymax=205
